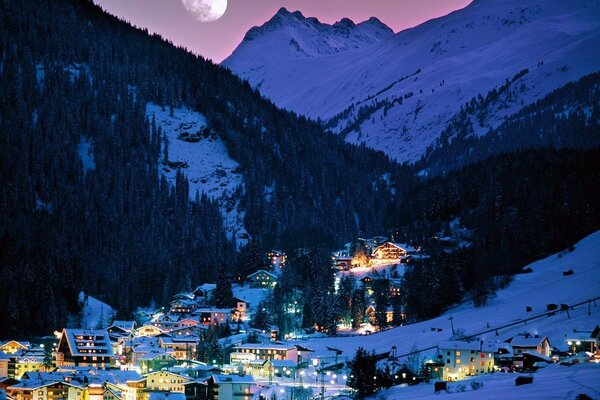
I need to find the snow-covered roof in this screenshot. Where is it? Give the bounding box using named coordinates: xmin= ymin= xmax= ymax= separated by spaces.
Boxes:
xmin=194 ymin=308 xmax=232 ymax=314
xmin=109 ymin=321 xmax=136 ymax=332
xmin=60 ymin=329 xmax=114 ymax=357
xmin=509 ymin=335 xmax=549 ymax=348
xmin=269 ymin=359 xmax=297 ymax=368
xmin=247 ymin=269 xmax=278 ymax=279
xmin=233 ymin=343 xmax=295 ymax=351
xmin=212 ymin=374 xmax=254 ymax=384
xmin=521 ymin=350 xmax=552 ymax=362
xmin=147 ymin=392 xmax=186 ymax=400
xmin=438 ymin=340 xmax=498 ymax=353
xmin=159 ymin=335 xmax=199 ymax=344
xmin=194 ymin=283 xmax=217 ymax=293
xmin=95 ymin=370 xmax=143 ymax=384
xmin=438 ymin=340 xmax=489 ymax=352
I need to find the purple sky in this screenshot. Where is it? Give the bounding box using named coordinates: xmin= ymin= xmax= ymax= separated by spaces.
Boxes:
xmin=94 ymin=0 xmax=473 ymax=63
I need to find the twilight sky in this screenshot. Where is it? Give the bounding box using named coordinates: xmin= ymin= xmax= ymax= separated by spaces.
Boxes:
xmin=94 ymin=0 xmax=473 ymax=63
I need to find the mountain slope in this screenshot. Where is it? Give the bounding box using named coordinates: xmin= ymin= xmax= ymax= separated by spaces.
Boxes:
xmin=0 ymin=0 xmax=409 ymax=336
xmin=297 ymin=228 xmax=600 ymax=358
xmin=223 ymin=0 xmax=600 ymax=162
xmin=224 ymin=7 xmax=393 ymax=90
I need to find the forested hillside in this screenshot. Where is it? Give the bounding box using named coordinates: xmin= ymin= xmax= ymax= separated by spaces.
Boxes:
xmin=389 ymin=148 xmax=600 ymax=321
xmin=0 ymin=0 xmax=408 ymax=337
xmin=419 ymin=72 xmax=600 ymax=175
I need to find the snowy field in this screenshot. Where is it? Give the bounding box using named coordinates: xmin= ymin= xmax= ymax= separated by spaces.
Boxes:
xmin=377 ymin=363 xmax=600 ymax=399
xmin=294 ymin=230 xmax=600 ymax=361
xmin=77 ymin=292 xmax=114 ymax=330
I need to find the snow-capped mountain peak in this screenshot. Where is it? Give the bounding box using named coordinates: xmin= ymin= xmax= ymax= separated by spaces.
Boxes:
xmin=225 ymin=8 xmax=394 ymax=68
xmin=223 ymin=0 xmax=600 ymax=163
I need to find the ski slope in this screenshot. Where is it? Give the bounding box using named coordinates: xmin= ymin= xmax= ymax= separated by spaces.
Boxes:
xmin=294 ymin=230 xmax=600 ymax=361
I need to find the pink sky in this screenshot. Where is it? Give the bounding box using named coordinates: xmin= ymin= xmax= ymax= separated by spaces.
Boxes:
xmin=94 ymin=0 xmax=473 ymax=63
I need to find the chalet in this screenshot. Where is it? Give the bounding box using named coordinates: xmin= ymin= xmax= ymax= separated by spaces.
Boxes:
xmin=7 ymin=379 xmax=86 ymax=400
xmin=358 ymin=236 xmax=388 ymax=254
xmin=195 ymin=309 xmax=232 ymax=327
xmin=169 ymin=299 xmax=197 ymax=314
xmin=192 ymin=284 xmax=217 ymax=304
xmin=207 ymin=374 xmax=254 ymax=400
xmin=565 ymin=325 xmax=600 ymax=354
xmin=247 ymin=270 xmax=277 ymax=289
xmin=145 ymin=371 xmax=190 ymax=393
xmin=229 ymin=344 xmax=298 ymax=365
xmin=169 ymin=324 xmax=204 ymax=337
xmin=125 ymin=376 xmax=148 ymax=400
xmin=55 ymin=329 xmax=115 ymax=369
xmin=371 ymin=242 xmax=414 ymax=263
xmin=136 ymin=325 xmax=165 ymax=337
xmin=438 ymin=341 xmax=497 ymax=381
xmin=507 ymin=334 xmax=551 ymax=357
xmin=153 ymin=316 xmax=200 ymax=333
xmin=157 ymin=336 xmax=199 ymax=360
xmin=0 ymin=341 xmax=29 ymax=354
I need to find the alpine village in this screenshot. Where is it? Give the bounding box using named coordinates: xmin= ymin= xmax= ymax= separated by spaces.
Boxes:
xmin=1 ymin=0 xmax=600 ymax=400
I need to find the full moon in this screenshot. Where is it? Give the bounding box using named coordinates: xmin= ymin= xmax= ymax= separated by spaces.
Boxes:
xmin=181 ymin=0 xmax=228 ymax=23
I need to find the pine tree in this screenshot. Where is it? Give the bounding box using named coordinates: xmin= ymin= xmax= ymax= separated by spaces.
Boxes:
xmin=347 ymin=347 xmax=378 ymax=398
xmin=215 ymin=266 xmax=234 ymax=308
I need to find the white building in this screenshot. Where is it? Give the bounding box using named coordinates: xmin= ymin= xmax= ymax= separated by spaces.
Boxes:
xmin=438 ymin=340 xmax=497 ymax=381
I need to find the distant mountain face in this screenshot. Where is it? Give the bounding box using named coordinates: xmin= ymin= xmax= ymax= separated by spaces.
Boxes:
xmin=223 ymin=0 xmax=600 ymax=164
xmin=224 ymin=7 xmax=393 ymax=79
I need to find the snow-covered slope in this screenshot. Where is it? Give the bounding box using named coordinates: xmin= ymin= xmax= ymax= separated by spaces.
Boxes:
xmin=379 ymin=363 xmax=600 ymax=399
xmin=223 ymin=0 xmax=600 ymax=162
xmin=294 ymin=229 xmax=600 ymax=360
xmin=77 ymin=292 xmax=114 ymax=330
xmin=146 ymin=103 xmax=248 ymax=246
xmin=224 ymin=7 xmax=393 ymax=91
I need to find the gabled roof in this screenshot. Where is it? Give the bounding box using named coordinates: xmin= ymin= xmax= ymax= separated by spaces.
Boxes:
xmin=193 ymin=284 xmax=216 ymax=293
xmin=108 ymin=321 xmax=136 ymax=332
xmin=59 ymin=329 xmax=114 ymax=357
xmin=247 ymin=270 xmax=277 ymax=280
xmin=508 ymin=335 xmax=549 ymax=348
xmin=0 ymin=340 xmax=29 ymax=350
xmin=145 ymin=371 xmax=191 ymax=381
